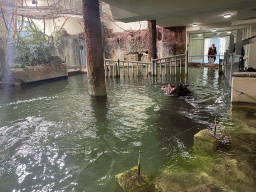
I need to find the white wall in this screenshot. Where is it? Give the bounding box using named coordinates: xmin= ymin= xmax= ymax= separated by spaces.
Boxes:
xmin=249 ymin=23 xmax=256 ymax=68
xmin=102 ymin=2 xmax=147 ymax=33
xmin=33 ymin=17 xmax=84 ymax=36
xmin=104 ymin=21 xmax=148 ymax=33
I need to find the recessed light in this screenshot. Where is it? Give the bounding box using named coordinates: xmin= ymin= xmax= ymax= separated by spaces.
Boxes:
xmin=224 ymin=14 xmax=231 ymax=18
xmin=192 ymin=23 xmax=198 ymax=27
xmin=212 ymin=28 xmax=217 ymax=32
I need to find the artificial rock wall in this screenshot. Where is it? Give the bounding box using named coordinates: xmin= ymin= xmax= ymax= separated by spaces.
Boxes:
xmin=103 ymin=25 xmax=186 ymax=62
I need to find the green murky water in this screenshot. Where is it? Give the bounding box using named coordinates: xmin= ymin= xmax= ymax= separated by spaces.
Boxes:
xmin=0 ymin=67 xmax=238 ymax=191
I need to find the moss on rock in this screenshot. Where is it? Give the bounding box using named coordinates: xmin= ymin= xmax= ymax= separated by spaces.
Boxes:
xmin=194 ymin=129 xmax=219 ymax=153
xmin=115 ymin=166 xmax=155 ymax=192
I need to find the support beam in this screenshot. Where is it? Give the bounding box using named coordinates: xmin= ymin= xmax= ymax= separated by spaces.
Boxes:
xmin=147 ymin=20 xmax=157 ymax=60
xmin=82 ymin=0 xmax=107 ymax=97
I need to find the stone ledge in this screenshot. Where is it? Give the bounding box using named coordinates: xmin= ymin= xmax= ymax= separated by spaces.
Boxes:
xmin=11 ymin=64 xmax=68 ymax=84
xmin=232 ymin=72 xmax=256 ymax=78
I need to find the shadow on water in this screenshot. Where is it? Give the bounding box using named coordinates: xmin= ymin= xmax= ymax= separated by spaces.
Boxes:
xmin=76 ymin=97 xmax=115 ymax=191
xmin=154 ymin=67 xmax=231 ymax=161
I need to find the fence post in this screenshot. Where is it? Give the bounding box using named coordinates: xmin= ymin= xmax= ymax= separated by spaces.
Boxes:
xmin=155 ymin=60 xmax=157 ymax=77
xmin=123 ymin=61 xmax=125 ymax=78
xmin=170 ymin=57 xmax=172 ymax=75
xmin=230 ymin=54 xmax=233 ymax=85
xmin=104 ymin=60 xmax=107 ymax=78
xmin=218 ymin=58 xmax=222 ymax=73
xmin=160 ymin=59 xmax=162 ymax=77
xmin=146 ymin=63 xmax=148 ymax=77
xmin=151 ymin=59 xmax=154 ymax=76
xmin=137 ymin=63 xmax=139 ymax=77
xmin=165 ymin=59 xmax=167 ymax=76
xmin=128 ymin=62 xmax=130 ymax=78
xmin=175 ymin=56 xmax=177 ymax=75
xmin=185 ymin=51 xmax=188 ymax=75
xmin=180 ymin=55 xmax=182 ymax=74
xmin=117 ymin=59 xmax=120 ymax=77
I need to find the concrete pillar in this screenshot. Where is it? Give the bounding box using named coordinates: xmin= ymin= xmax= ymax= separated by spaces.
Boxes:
xmin=147 ymin=20 xmax=157 ymax=60
xmin=82 ymin=0 xmax=107 ymax=97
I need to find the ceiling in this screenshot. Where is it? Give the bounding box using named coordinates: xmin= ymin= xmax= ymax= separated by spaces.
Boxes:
xmin=102 ymin=0 xmax=256 ymax=32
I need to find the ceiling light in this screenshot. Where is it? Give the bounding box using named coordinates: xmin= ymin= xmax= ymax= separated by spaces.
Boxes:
xmin=192 ymin=23 xmax=198 ymax=27
xmin=212 ymin=28 xmax=217 ymax=32
xmin=224 ymin=14 xmax=231 ymax=18
xmin=198 ymin=34 xmax=202 ymax=36
xmin=227 ymin=31 xmax=231 ymax=34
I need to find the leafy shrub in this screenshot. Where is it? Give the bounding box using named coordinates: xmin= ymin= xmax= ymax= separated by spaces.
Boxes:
xmin=15 ymin=26 xmax=52 ymax=66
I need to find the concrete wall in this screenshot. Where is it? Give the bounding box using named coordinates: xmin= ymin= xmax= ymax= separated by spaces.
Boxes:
xmin=231 ymin=74 xmax=256 ymax=104
xmin=104 ymin=21 xmax=148 ymax=33
xmin=249 ymin=23 xmax=256 ymax=68
xmin=11 ymin=63 xmax=68 ymax=83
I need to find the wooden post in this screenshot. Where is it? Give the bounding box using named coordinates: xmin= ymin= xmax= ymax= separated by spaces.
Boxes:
xmin=82 ymin=0 xmax=106 ymax=97
xmin=138 ymin=151 xmax=142 ymax=176
xmin=148 ymin=20 xmax=157 ymax=61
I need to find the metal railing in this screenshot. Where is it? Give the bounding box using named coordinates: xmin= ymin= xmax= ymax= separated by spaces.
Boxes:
xmin=104 ymin=59 xmax=151 ymax=78
xmin=104 ymin=51 xmax=188 ymax=78
xmin=219 ymin=53 xmax=243 ymax=85
xmin=151 ymin=51 xmax=188 ymax=76
xmin=188 ymin=54 xmax=225 ymax=64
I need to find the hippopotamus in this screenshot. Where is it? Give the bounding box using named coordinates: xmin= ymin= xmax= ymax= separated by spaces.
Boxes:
xmin=161 ymin=84 xmax=192 ymax=97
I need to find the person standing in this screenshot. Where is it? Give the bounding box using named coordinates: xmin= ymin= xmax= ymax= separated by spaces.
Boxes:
xmin=208 ymin=44 xmax=217 ymax=63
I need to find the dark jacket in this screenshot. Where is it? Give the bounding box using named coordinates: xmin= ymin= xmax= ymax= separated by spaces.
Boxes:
xmin=208 ymin=47 xmax=217 ymax=61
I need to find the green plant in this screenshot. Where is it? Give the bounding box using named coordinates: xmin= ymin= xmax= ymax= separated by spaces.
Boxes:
xmin=15 ymin=26 xmax=53 ymax=66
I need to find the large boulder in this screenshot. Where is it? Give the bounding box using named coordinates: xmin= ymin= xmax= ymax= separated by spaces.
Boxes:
xmin=115 ymin=166 xmax=155 ymax=192
xmin=194 ymin=129 xmax=219 ymax=153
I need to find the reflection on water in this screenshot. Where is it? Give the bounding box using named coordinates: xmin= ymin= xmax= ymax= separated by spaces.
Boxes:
xmin=0 ymin=67 xmax=234 ymax=191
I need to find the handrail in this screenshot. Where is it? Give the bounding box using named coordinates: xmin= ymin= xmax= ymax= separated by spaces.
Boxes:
xmin=104 ymin=59 xmax=151 ymax=65
xmin=104 ymin=52 xmax=189 ymax=78
xmin=152 ymin=54 xmax=186 ymax=61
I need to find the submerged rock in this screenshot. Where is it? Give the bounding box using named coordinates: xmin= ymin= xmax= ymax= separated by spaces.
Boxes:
xmin=194 ymin=129 xmax=219 ymax=153
xmin=115 ymin=166 xmax=155 ymax=192
xmin=161 ymin=84 xmax=192 ymax=97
